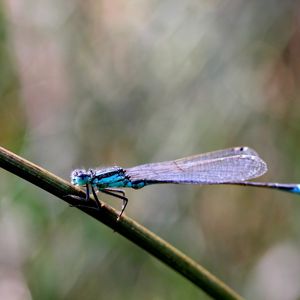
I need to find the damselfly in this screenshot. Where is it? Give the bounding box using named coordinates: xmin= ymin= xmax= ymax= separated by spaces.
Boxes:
xmin=70 ymin=146 xmax=300 ymax=219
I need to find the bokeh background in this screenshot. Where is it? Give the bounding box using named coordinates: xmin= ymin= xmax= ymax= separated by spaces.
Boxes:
xmin=1 ymin=1 xmax=300 ymax=299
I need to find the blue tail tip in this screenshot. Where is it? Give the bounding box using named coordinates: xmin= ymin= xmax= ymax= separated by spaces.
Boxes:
xmin=291 ymin=184 xmax=300 ymax=194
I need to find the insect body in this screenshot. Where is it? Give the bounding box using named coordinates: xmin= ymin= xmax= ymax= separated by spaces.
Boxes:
xmin=70 ymin=146 xmax=300 ymax=220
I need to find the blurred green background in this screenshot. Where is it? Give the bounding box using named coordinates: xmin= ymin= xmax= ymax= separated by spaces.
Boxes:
xmin=1 ymin=1 xmax=300 ymax=299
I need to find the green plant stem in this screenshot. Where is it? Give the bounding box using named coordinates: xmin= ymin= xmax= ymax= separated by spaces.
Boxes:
xmin=0 ymin=146 xmax=244 ymax=300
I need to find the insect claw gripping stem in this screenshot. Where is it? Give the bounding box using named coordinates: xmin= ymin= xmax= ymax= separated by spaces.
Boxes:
xmin=65 ymin=183 xmax=102 ymax=211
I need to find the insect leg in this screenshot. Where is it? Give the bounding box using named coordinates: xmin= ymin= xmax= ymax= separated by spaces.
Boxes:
xmin=100 ymin=189 xmax=128 ymax=220
xmin=67 ymin=184 xmax=100 ymax=211
xmin=90 ymin=184 xmax=101 ymax=210
xmin=102 ymin=188 xmax=125 ymax=197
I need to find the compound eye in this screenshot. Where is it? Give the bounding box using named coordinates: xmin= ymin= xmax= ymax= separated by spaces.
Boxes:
xmin=71 ymin=169 xmax=87 ymax=181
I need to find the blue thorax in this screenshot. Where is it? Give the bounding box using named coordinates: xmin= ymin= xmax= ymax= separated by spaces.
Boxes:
xmin=71 ymin=167 xmax=146 ymax=190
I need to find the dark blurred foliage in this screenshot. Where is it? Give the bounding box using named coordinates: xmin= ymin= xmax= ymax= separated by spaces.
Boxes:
xmin=1 ymin=1 xmax=300 ymax=299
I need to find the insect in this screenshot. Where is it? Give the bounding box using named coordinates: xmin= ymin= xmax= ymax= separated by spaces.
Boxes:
xmin=70 ymin=146 xmax=300 ymax=219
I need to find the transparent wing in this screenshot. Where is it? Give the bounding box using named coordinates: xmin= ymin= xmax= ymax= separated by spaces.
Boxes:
xmin=125 ymin=147 xmax=267 ymax=184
